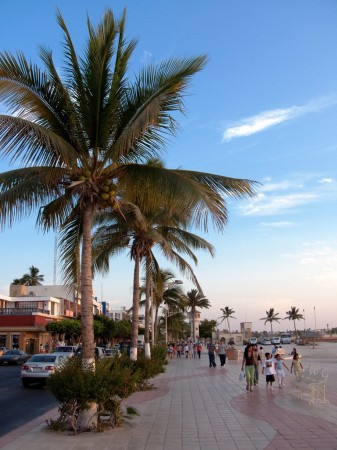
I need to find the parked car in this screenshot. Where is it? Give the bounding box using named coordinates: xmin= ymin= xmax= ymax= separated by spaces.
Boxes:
xmin=54 ymin=345 xmax=78 ymax=358
xmin=262 ymin=338 xmax=272 ymax=345
xmin=271 ymin=337 xmax=281 ymax=344
xmin=105 ymin=348 xmax=121 ymax=358
xmin=74 ymin=346 xmax=106 ymax=359
xmin=249 ymin=337 xmax=258 ymax=345
xmin=0 ymin=349 xmax=30 ymax=365
xmin=280 ymin=334 xmax=292 ymax=344
xmin=0 ymin=346 xmax=7 ymax=356
xmin=21 ymin=353 xmax=66 ymax=387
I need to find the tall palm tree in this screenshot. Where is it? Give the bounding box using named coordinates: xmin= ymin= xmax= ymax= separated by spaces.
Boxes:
xmin=149 ymin=269 xmax=186 ymax=343
xmin=218 ymin=306 xmax=236 ymax=333
xmin=284 ymin=306 xmax=303 ymax=337
xmin=0 ymin=9 xmax=256 ymax=371
xmin=183 ymin=289 xmax=210 ymax=341
xmin=92 ymin=182 xmax=215 ymax=359
xmin=260 ymin=308 xmax=280 ymax=333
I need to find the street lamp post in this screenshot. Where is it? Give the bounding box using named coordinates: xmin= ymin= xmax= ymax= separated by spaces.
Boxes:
xmin=313 ymin=306 xmax=317 ymax=349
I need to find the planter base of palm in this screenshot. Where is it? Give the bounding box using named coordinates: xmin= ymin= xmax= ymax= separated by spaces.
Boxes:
xmin=77 ymin=403 xmax=97 ymax=431
xmin=130 ymin=347 xmax=137 ymax=361
xmin=144 ymin=343 xmax=151 ymax=359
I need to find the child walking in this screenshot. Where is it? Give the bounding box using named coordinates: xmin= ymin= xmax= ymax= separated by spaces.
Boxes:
xmin=262 ymin=352 xmax=276 ymax=390
xmin=275 ymin=353 xmax=289 ymax=388
xmin=290 ymin=353 xmax=303 ymax=378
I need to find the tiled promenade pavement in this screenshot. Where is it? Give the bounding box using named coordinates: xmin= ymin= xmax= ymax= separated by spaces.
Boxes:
xmin=1 ymin=344 xmax=337 ymax=450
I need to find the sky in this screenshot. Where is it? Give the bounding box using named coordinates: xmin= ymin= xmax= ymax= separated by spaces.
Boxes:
xmin=1 ymin=0 xmax=337 ymax=332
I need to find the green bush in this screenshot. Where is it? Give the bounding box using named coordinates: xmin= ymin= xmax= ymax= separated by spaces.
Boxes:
xmin=47 ymin=353 xmax=166 ymax=433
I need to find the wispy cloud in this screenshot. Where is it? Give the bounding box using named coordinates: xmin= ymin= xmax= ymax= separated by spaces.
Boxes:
xmin=283 ymin=241 xmax=337 ymax=286
xmin=259 ymin=221 xmax=295 ymax=228
xmin=237 ymin=174 xmax=337 ymax=217
xmin=241 ymin=192 xmax=317 ymax=216
xmin=141 ymin=50 xmax=153 ymax=64
xmin=223 ymin=96 xmax=337 ymax=141
xmin=318 ymin=177 xmax=334 ymax=184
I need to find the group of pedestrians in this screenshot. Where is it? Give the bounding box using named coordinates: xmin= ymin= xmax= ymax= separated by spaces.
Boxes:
xmin=241 ymin=343 xmax=303 ymax=392
xmin=167 ymin=341 xmax=203 ymax=359
xmin=167 ymin=338 xmax=230 ymax=367
xmin=206 ymin=338 xmax=230 ymax=368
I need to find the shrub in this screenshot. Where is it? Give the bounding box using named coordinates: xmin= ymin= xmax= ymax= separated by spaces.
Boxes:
xmin=47 ymin=353 xmax=166 ymax=433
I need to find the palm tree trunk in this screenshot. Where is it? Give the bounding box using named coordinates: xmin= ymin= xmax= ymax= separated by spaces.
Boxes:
xmin=154 ymin=302 xmax=160 ymax=344
xmin=192 ymin=306 xmax=195 ymax=341
xmin=130 ymin=252 xmax=141 ymax=361
xmin=144 ymin=258 xmax=151 ymax=359
xmin=78 ymin=204 xmax=96 ymax=430
xmin=80 ymin=204 xmax=95 ymax=362
xmin=227 ymin=318 xmax=231 ymax=334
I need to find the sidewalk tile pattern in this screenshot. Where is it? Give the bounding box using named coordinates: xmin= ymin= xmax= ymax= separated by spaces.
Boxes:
xmin=1 ymin=350 xmax=337 ymax=449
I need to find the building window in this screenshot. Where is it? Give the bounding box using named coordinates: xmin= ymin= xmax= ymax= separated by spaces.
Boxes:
xmin=0 ymin=335 xmax=6 ymax=347
xmin=11 ymin=334 xmax=20 ymax=349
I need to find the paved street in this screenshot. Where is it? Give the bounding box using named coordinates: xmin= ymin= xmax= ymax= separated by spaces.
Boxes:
xmin=1 ymin=343 xmax=337 ymax=449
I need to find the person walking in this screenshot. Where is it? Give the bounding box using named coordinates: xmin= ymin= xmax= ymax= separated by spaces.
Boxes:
xmin=218 ymin=339 xmax=227 ymax=368
xmin=253 ymin=345 xmax=261 ymax=385
xmin=207 ymin=339 xmax=216 ymax=368
xmin=290 ymin=353 xmax=303 ymax=378
xmin=262 ymin=352 xmax=276 ymax=390
xmin=275 ymin=353 xmax=289 ymax=388
xmin=241 ymin=344 xmax=257 ymax=391
xmin=196 ymin=342 xmax=202 ymax=359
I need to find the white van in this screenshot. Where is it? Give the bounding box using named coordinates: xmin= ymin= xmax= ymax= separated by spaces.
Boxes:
xmin=280 ymin=334 xmax=292 ymax=344
xmin=249 ymin=337 xmax=257 ymax=345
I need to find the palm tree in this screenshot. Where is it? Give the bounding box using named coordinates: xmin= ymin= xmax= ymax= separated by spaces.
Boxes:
xmin=218 ymin=306 xmax=236 ymax=333
xmin=149 ymin=269 xmax=186 ymax=343
xmin=183 ymin=289 xmax=210 ymax=341
xmin=12 ymin=266 xmax=44 ymax=286
xmin=93 ymin=196 xmax=214 ymax=358
xmin=260 ymin=308 xmax=280 ymax=333
xmin=21 ymin=266 xmax=44 ymax=286
xmin=284 ymin=306 xmax=303 ymax=337
xmin=0 ymin=8 xmax=256 ymax=382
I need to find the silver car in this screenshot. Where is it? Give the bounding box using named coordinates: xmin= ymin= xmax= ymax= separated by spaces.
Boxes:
xmin=21 ymin=353 xmax=66 ymax=387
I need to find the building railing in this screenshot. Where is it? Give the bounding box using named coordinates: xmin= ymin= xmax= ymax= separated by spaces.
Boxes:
xmin=0 ymin=308 xmax=50 ymax=315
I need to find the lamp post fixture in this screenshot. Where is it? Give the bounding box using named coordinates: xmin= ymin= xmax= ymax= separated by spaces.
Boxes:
xmin=164 ymin=280 xmax=183 ymax=345
xmin=313 ymin=306 xmax=317 ymax=349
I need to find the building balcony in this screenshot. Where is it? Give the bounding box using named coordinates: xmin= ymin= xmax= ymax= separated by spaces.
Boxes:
xmin=0 ymin=308 xmax=50 ymax=316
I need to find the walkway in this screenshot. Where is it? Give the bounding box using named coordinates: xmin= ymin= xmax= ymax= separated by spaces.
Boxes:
xmin=1 ymin=347 xmax=337 ymax=449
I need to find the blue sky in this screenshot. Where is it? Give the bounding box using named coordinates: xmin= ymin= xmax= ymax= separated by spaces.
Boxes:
xmin=1 ymin=0 xmax=337 ymax=332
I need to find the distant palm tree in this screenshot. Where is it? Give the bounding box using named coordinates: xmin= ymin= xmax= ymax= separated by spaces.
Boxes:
xmin=260 ymin=308 xmax=280 ymax=333
xmin=284 ymin=306 xmax=303 ymax=337
xmin=12 ymin=266 xmax=44 ymax=286
xmin=218 ymin=306 xmax=236 ymax=334
xmin=183 ymin=289 xmax=211 ymax=341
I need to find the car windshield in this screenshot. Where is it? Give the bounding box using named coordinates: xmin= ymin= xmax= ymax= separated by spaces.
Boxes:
xmin=5 ymin=350 xmax=20 ymax=355
xmin=29 ymin=355 xmax=56 ymax=363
